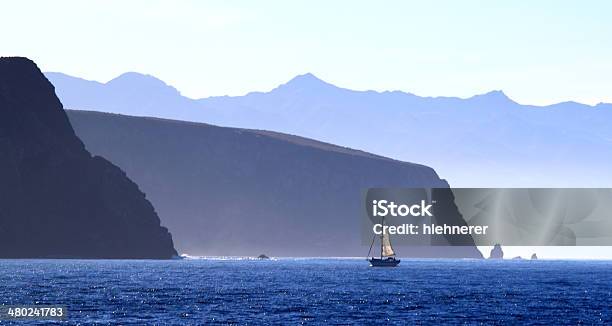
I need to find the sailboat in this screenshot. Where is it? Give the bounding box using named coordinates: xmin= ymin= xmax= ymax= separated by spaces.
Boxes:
xmin=367 ymin=219 xmax=401 ymax=267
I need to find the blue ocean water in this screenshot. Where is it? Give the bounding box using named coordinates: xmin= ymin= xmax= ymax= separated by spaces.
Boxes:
xmin=0 ymin=259 xmax=610 ymax=325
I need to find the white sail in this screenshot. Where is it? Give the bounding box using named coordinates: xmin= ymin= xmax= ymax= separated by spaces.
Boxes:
xmin=382 ymin=232 xmax=395 ymax=257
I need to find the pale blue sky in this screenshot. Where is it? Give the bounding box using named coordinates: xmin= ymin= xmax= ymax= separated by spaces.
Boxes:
xmin=1 ymin=0 xmax=611 ymax=105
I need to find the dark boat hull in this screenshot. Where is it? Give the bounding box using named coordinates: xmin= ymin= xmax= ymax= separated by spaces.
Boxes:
xmin=369 ymin=257 xmax=400 ymax=267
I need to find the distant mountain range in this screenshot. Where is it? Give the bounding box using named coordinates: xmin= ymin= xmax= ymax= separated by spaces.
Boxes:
xmin=67 ymin=110 xmax=482 ymax=258
xmin=47 ymin=72 xmax=612 ymax=187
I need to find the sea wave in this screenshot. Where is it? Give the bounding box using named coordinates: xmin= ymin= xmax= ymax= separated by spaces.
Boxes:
xmin=179 ymin=254 xmax=279 ymax=261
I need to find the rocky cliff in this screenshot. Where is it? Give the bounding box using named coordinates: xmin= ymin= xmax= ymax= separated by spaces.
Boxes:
xmin=67 ymin=110 xmax=483 ymax=258
xmin=0 ymin=57 xmax=177 ymax=258
xmin=489 ymin=244 xmax=504 ymax=259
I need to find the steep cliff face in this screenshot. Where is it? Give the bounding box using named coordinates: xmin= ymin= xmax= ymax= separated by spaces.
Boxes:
xmin=0 ymin=57 xmax=177 ymax=258
xmin=68 ymin=110 xmax=483 ymax=258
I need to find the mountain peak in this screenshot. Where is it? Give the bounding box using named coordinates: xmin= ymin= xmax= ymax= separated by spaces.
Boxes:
xmin=1 ymin=57 xmax=54 ymax=95
xmin=0 ymin=57 xmax=77 ymax=143
xmin=108 ymin=72 xmax=166 ymax=86
xmin=291 ymin=72 xmax=322 ymax=82
xmin=0 ymin=56 xmax=38 ymax=69
xmin=278 ymin=73 xmax=337 ymax=92
xmin=469 ymin=90 xmax=515 ymax=106
xmin=106 ymin=72 xmax=181 ymax=96
xmin=484 ymin=90 xmax=509 ymax=99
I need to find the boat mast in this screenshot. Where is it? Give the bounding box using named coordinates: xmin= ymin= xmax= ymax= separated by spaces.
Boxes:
xmin=380 ymin=217 xmax=384 ymax=258
xmin=367 ymin=233 xmax=376 ymax=259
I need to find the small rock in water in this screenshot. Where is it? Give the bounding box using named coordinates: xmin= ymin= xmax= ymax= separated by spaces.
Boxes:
xmin=512 ymin=256 xmax=523 ymax=260
xmin=257 ymin=254 xmax=270 ymax=260
xmin=489 ymin=244 xmax=504 ymax=259
xmin=531 ymin=253 xmax=538 ymax=260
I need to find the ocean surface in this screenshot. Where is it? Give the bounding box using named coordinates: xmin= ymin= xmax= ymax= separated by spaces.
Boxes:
xmin=0 ymin=259 xmax=610 ymax=325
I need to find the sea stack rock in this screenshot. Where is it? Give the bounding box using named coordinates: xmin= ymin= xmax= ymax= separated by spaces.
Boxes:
xmin=489 ymin=244 xmax=504 ymax=259
xmin=0 ymin=57 xmax=177 ymax=258
xmin=531 ymin=253 xmax=538 ymax=260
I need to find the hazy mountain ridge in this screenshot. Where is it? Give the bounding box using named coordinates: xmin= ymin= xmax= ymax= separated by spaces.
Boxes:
xmin=47 ymin=72 xmax=612 ymax=187
xmin=67 ymin=110 xmax=482 ymax=258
